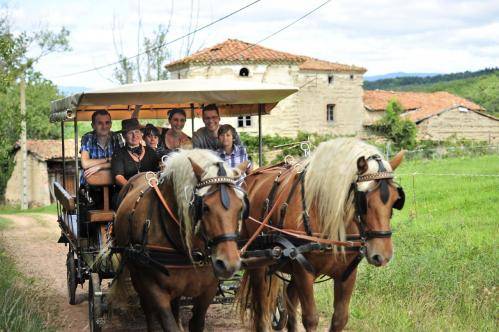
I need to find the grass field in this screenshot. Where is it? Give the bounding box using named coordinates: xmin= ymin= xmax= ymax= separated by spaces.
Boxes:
xmin=315 ymin=155 xmax=499 ymax=331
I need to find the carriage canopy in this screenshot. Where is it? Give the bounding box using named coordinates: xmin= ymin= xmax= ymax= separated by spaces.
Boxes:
xmin=50 ymin=79 xmax=298 ymax=122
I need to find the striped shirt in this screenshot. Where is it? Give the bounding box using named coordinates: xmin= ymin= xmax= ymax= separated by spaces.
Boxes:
xmin=218 ymin=145 xmax=251 ymax=169
xmin=79 ymin=131 xmax=124 ymax=185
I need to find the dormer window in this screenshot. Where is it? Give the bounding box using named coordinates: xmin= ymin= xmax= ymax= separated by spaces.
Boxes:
xmin=239 ymin=67 xmax=250 ymax=77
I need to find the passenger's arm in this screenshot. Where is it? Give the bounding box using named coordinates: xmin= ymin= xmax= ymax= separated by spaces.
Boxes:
xmin=111 ymin=152 xmax=127 ymax=187
xmin=115 ymin=175 xmax=128 ymax=187
xmin=80 ymin=151 xmax=109 ymax=169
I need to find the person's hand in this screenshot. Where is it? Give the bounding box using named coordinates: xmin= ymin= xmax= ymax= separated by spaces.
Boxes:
xmin=84 ymin=165 xmax=101 ymax=178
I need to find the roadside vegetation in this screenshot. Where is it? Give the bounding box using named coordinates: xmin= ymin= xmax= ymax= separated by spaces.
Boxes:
xmin=0 ymin=217 xmax=55 ymax=332
xmin=315 ymin=154 xmax=499 ymax=331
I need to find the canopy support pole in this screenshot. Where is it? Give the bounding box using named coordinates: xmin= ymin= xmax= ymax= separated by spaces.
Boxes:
xmin=190 ymin=103 xmax=195 ymax=136
xmin=258 ymin=104 xmax=263 ymax=167
xmin=74 ymin=118 xmax=80 ymax=248
xmin=61 ymin=122 xmax=66 ymax=189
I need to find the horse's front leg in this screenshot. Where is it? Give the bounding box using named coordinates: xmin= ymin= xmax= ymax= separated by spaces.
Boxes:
xmin=330 ymin=270 xmax=357 ymax=332
xmin=292 ymin=264 xmax=319 ymax=332
xmin=285 ymin=278 xmax=300 ymax=332
xmin=188 ymin=283 xmax=218 ymax=332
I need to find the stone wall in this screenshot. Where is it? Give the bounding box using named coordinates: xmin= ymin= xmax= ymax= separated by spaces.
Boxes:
xmin=5 ymin=152 xmax=51 ymax=207
xmin=417 ymin=108 xmax=499 ymax=142
xmin=169 ymin=63 xmax=365 ymax=137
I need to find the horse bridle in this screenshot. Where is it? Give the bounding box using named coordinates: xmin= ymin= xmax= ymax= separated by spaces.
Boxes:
xmin=192 ymin=162 xmax=249 ymax=248
xmin=352 ymin=154 xmax=405 ymax=241
xmin=341 ymin=155 xmax=405 ymax=281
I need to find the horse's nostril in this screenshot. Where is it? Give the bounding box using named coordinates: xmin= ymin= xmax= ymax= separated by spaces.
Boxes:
xmin=214 ymin=259 xmax=227 ymax=272
xmin=371 ymin=254 xmax=383 ymax=265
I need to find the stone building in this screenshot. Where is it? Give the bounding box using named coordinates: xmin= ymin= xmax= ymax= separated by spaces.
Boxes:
xmin=165 ymin=39 xmax=366 ymax=136
xmin=5 ymin=140 xmax=76 ymax=207
xmin=363 ymin=90 xmax=499 ymax=142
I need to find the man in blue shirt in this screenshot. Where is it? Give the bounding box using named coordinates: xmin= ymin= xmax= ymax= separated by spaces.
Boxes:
xmin=80 ymin=110 xmax=124 ymax=184
xmin=79 ymin=110 xmax=124 ymax=207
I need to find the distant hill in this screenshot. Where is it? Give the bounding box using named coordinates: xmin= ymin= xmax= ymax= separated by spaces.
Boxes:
xmin=364 ymin=68 xmax=499 ymax=116
xmin=364 ymin=72 xmax=439 ymax=82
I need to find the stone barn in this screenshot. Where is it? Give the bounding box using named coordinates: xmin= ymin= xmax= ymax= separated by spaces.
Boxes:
xmin=165 ymin=39 xmax=367 ymax=137
xmin=363 ymin=90 xmax=499 ymax=142
xmin=5 ymin=140 xmax=76 ymax=207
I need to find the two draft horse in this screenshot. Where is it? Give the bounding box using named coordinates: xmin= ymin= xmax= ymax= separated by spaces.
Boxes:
xmin=239 ymin=138 xmax=405 ymax=331
xmin=107 ymin=149 xmax=248 ymax=331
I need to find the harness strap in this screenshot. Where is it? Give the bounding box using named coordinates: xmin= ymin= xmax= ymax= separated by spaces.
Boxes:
xmin=277 ymin=171 xmax=302 ymax=228
xmin=246 ymin=216 xmax=362 ymax=247
xmin=261 ymin=172 xmax=282 ymax=223
xmin=150 ymin=178 xmax=180 ymax=226
xmin=299 ymin=170 xmax=313 ymax=235
xmin=341 ymin=247 xmax=366 ymax=281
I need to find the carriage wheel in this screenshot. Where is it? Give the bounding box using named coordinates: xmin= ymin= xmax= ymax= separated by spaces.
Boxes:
xmin=88 ymin=273 xmax=104 ymax=332
xmin=66 ymin=250 xmax=77 ymax=305
xmin=271 ymin=283 xmax=288 ymax=330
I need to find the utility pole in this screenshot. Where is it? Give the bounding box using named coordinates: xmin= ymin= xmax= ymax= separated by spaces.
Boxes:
xmin=20 ymin=73 xmax=28 ymax=210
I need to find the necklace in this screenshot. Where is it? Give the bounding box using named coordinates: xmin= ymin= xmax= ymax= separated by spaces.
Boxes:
xmin=127 ymin=146 xmax=145 ymax=174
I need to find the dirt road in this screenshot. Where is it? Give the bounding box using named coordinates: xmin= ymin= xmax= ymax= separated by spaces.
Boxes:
xmin=0 ymin=213 xmax=248 ymax=331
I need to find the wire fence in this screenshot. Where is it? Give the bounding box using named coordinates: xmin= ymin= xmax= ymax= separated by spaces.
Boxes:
xmin=383 ymin=144 xmax=499 ymax=160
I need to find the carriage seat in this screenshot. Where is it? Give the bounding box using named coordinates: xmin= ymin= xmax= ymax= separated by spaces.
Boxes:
xmin=86 ymin=169 xmax=115 ymax=223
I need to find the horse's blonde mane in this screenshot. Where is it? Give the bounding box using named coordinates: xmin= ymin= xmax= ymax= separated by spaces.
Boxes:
xmin=160 ymin=149 xmax=243 ymax=250
xmin=305 ymin=138 xmax=391 ymax=242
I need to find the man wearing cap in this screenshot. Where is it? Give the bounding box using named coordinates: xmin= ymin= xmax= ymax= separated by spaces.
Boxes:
xmin=111 ymin=118 xmax=159 ymax=187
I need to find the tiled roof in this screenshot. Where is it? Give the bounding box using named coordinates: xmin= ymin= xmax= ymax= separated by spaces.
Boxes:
xmin=299 ymin=57 xmax=366 ymax=73
xmin=15 ymin=140 xmax=76 ymax=161
xmin=166 ymin=39 xmax=366 ymax=73
xmin=364 ymin=90 xmax=487 ymax=122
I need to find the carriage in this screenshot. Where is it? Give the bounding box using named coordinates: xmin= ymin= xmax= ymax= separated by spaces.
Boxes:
xmin=50 ymin=79 xmax=298 ymax=331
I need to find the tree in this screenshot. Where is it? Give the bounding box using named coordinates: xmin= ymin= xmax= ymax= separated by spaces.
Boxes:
xmin=371 ymin=99 xmax=417 ymax=149
xmin=0 ymin=10 xmax=70 ymax=204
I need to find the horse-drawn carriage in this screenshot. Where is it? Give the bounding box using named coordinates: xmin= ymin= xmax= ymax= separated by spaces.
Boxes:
xmin=51 ymin=78 xmax=406 ymax=332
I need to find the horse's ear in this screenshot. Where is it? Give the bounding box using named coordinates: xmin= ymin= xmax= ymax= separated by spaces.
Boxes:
xmin=357 ymin=156 xmax=368 ymax=174
xmin=389 ymin=150 xmax=405 ymax=171
xmin=188 ymin=157 xmax=205 ymax=181
xmin=235 ymin=160 xmax=249 ymax=174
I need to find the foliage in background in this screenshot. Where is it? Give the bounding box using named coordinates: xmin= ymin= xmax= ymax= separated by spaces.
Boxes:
xmin=369 ymin=99 xmax=417 ymax=149
xmin=365 ymin=68 xmax=499 ymax=116
xmin=0 ymin=11 xmax=69 ymax=202
xmin=240 ymin=131 xmax=334 ymax=165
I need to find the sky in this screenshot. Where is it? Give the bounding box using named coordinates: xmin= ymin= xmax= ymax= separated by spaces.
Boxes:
xmin=4 ymin=0 xmax=499 ymax=89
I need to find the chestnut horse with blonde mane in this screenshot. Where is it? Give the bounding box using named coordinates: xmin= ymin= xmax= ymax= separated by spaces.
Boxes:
xmin=239 ymin=138 xmax=405 ymax=332
xmin=104 ymin=149 xmax=248 ymax=332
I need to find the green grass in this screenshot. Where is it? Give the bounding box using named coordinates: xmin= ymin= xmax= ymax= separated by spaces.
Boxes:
xmin=315 ymin=155 xmax=499 ymax=331
xmin=0 ymin=204 xmax=57 ymax=215
xmin=0 ymin=217 xmax=55 ymax=331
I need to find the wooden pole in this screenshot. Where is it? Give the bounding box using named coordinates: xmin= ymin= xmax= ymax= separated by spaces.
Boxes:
xmin=258 ymin=104 xmax=263 ymax=167
xmin=20 ymin=74 xmax=28 ymax=210
xmin=190 ymin=103 xmax=195 ymax=136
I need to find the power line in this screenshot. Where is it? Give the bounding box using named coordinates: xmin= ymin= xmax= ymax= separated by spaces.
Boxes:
xmin=56 ymin=0 xmax=262 ymax=78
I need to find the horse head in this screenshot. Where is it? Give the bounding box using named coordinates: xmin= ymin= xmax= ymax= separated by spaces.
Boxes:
xmin=189 ymin=158 xmax=248 ymax=279
xmin=354 ymin=150 xmax=405 ymax=267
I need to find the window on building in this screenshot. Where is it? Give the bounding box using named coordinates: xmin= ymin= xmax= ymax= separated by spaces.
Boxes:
xmin=328 ymin=75 xmax=334 ymax=84
xmin=327 ymin=104 xmax=335 ymax=123
xmin=237 ymin=115 xmax=252 ymax=128
xmin=239 ymin=67 xmax=250 ymax=77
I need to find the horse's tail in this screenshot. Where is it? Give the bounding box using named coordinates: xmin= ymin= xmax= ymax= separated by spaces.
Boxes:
xmin=93 ymin=237 xmax=137 ymax=311
xmin=236 ymin=270 xmax=282 ymax=330
xmin=107 ymin=261 xmax=137 ymax=311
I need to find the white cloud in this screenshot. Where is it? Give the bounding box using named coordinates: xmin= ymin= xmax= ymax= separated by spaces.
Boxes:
xmin=4 ymin=0 xmax=498 ymax=88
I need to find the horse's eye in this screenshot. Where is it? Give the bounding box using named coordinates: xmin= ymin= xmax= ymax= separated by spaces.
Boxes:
xmin=202 ymin=205 xmax=210 ymax=213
